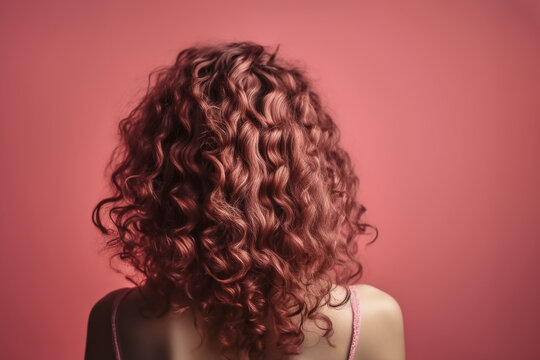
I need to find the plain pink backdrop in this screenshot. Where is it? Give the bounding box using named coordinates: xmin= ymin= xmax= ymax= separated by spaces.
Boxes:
xmin=1 ymin=0 xmax=539 ymax=359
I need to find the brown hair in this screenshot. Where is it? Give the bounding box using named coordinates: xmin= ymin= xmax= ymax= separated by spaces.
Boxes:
xmin=92 ymin=40 xmax=377 ymax=359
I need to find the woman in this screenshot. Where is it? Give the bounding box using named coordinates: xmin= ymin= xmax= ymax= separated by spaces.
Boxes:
xmin=85 ymin=41 xmax=405 ymax=360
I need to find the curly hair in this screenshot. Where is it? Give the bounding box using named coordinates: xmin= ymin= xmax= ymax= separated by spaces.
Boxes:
xmin=92 ymin=40 xmax=377 ymax=360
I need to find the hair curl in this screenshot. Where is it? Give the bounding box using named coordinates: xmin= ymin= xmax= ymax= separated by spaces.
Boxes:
xmin=92 ymin=40 xmax=377 ymax=360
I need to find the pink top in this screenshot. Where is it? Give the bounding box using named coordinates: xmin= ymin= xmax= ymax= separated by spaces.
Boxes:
xmin=111 ymin=285 xmax=361 ymax=359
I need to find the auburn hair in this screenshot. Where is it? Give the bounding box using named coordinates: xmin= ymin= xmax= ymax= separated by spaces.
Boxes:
xmin=92 ymin=40 xmax=377 ymax=360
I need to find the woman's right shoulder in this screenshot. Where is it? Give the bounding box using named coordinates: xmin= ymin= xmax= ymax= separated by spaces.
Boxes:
xmin=352 ymin=284 xmax=405 ymax=360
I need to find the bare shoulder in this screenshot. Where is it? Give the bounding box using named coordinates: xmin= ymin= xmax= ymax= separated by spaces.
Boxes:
xmin=353 ymin=284 xmax=405 ymax=360
xmin=87 ymin=287 xmax=133 ymax=328
xmin=355 ymin=284 xmax=403 ymax=320
xmin=85 ymin=287 xmax=132 ymax=360
xmin=91 ymin=287 xmax=131 ymax=313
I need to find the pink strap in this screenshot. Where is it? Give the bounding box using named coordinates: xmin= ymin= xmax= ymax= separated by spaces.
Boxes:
xmin=347 ymin=285 xmax=361 ymax=360
xmin=111 ymin=288 xmax=133 ymax=360
xmin=110 ymin=286 xmax=360 ymax=360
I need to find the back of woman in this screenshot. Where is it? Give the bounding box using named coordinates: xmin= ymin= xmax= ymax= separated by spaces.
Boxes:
xmin=85 ymin=41 xmax=405 ymax=360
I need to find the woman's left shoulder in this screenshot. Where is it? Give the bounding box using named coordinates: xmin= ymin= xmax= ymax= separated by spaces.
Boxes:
xmin=85 ymin=287 xmax=133 ymax=360
xmin=88 ymin=287 xmax=133 ymax=322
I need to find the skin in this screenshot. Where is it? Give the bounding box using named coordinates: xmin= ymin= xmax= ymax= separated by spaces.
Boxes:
xmin=85 ymin=283 xmax=405 ymax=360
xmin=354 ymin=284 xmax=406 ymax=360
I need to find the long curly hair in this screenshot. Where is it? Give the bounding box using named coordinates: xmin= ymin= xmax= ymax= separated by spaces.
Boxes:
xmin=92 ymin=40 xmax=377 ymax=360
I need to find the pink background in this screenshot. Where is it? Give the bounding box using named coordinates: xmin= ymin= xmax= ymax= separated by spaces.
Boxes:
xmin=1 ymin=0 xmax=539 ymax=359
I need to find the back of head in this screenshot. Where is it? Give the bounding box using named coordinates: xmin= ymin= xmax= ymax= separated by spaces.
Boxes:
xmin=92 ymin=40 xmax=374 ymax=360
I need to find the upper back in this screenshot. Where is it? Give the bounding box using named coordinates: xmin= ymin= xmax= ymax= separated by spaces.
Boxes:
xmin=85 ymin=283 xmax=404 ymax=360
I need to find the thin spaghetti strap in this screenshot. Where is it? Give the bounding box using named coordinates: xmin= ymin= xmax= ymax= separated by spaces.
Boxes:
xmin=347 ymin=285 xmax=361 ymax=360
xmin=111 ymin=288 xmax=133 ymax=360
